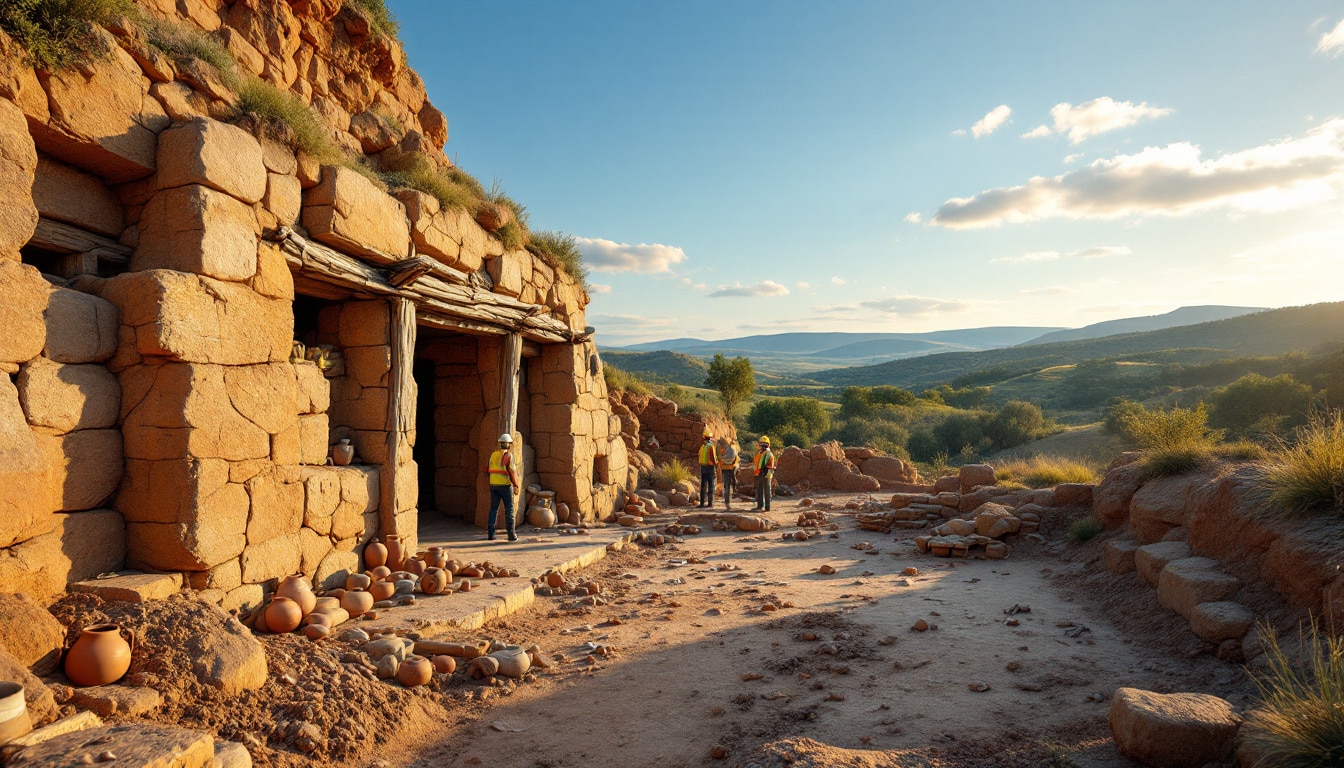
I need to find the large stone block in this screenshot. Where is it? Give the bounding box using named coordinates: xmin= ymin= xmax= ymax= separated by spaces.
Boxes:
xmin=0 ymin=509 xmax=124 ymax=601
xmin=1109 ymin=688 xmax=1239 ymax=768
xmin=18 ymin=358 xmax=119 ymax=434
xmin=126 ymin=482 xmax=248 ymax=571
xmin=486 ymin=250 xmax=526 ymax=298
xmin=251 ymin=240 xmax=293 ymax=300
xmin=299 ymin=413 xmax=329 ymax=465
xmin=301 ymin=466 xmax=340 ymax=534
xmin=132 ymin=184 xmax=260 ymax=282
xmin=302 ymin=165 xmax=409 ymax=263
xmin=1131 ymin=475 xmax=1202 ymax=543
xmin=1135 ymin=541 xmax=1191 ymax=587
xmin=0 ymin=375 xmax=53 ymax=548
xmin=117 ymin=457 xmax=227 ymax=524
xmin=35 ymin=429 xmax=123 ymax=512
xmin=0 ymin=98 xmax=38 ymax=250
xmin=0 ymin=592 xmax=65 ymax=674
xmin=28 ymin=29 xmax=166 ymax=183
xmin=294 ymin=363 xmax=330 ymax=414
xmin=101 ymin=271 xmax=291 ymax=365
xmin=298 ymin=526 xmax=331 ymax=578
xmin=224 ymin=363 xmax=298 ymax=435
xmin=244 ymin=468 xmax=303 ymax=544
xmin=338 ymin=300 xmax=389 ymax=347
xmin=1094 ymin=461 xmax=1145 ymax=527
xmin=6 ymin=722 xmax=216 ymax=768
xmin=263 ymin=171 xmax=302 ymax=225
xmin=239 ymin=532 xmax=301 ymax=583
xmin=345 ymin=345 xmax=391 ymax=388
xmin=156 ymin=118 xmax=266 ymax=204
xmin=71 ymin=571 xmax=182 ymax=602
xmin=314 ymin=549 xmax=357 ymax=591
xmin=1158 ymin=558 xmax=1241 ymax=620
xmin=32 ymin=155 xmax=122 ymax=236
xmin=1189 ymin=601 xmax=1254 ymax=642
xmin=120 ymin=364 xmax=270 ymax=461
xmin=43 ymin=285 xmax=119 ymax=364
xmin=1104 ymin=539 xmax=1138 ymax=574
xmin=0 ymin=260 xmax=50 ymax=365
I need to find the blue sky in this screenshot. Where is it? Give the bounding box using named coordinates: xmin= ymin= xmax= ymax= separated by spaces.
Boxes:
xmin=396 ymin=1 xmax=1344 ymax=345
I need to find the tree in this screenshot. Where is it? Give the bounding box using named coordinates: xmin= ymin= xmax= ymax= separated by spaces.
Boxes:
xmin=1209 ymin=373 xmax=1314 ymax=438
xmin=705 ymin=354 xmax=755 ymax=416
xmin=985 ymin=400 xmax=1045 ymax=449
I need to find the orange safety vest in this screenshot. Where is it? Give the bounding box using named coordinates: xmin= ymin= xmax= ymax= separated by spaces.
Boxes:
xmin=698 ymin=442 xmax=718 ymax=466
xmin=753 ymin=449 xmax=775 ymax=477
xmin=487 ymin=449 xmax=513 ymax=486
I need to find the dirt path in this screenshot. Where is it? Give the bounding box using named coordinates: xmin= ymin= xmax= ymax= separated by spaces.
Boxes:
xmin=389 ymin=493 xmax=1251 ymax=767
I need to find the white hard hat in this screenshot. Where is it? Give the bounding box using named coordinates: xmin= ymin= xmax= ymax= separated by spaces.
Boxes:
xmin=498 ymin=433 xmax=514 ymax=444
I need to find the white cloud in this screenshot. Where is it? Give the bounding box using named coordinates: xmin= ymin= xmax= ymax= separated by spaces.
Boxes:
xmin=814 ymin=305 xmax=859 ymax=314
xmin=1025 ymin=97 xmax=1173 ymax=144
xmin=1076 ymin=245 xmax=1131 ymax=259
xmin=796 ymin=281 xmax=810 ymax=289
xmin=971 ymin=105 xmax=1013 ymax=138
xmin=951 ymin=128 xmax=967 ymax=136
xmin=1019 ymin=285 xmax=1076 ymax=296
xmin=708 ymin=280 xmax=790 ymax=298
xmin=589 ymin=312 xmax=676 ymax=329
xmin=992 ymin=250 xmax=1062 ymax=265
xmin=903 ymin=212 xmax=923 ymax=224
xmin=1318 ymin=18 xmax=1344 ymax=56
xmin=859 ymin=295 xmax=972 ymax=316
xmin=575 ymin=236 xmax=687 ymax=274
xmin=831 ymin=276 xmax=846 ymax=285
xmin=1063 ymin=153 xmax=1084 ymax=164
xmin=932 ymin=119 xmax=1344 ymax=228
xmin=994 ymin=245 xmax=1131 ymax=265
xmin=588 ymin=283 xmax=613 ymax=294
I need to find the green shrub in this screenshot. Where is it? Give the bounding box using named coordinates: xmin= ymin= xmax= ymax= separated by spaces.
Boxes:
xmin=1260 ymin=410 xmax=1344 ymax=516
xmin=1242 ymin=621 xmax=1344 ymax=767
xmin=527 ymin=230 xmax=589 ymax=289
xmin=377 ymin=149 xmax=481 ymax=210
xmin=343 ymin=0 xmax=399 ymax=39
xmin=0 ymin=0 xmax=133 ymax=70
xmin=1066 ymin=516 xmax=1104 ymax=543
xmin=236 ymin=78 xmax=335 ymax=159
xmin=484 ymin=181 xmax=530 ymax=250
xmin=823 ymin=417 xmax=910 ymax=458
xmin=922 ymin=383 xmax=991 ymax=409
xmin=647 ymin=460 xmax=692 ymax=488
xmin=602 ymin=363 xmax=651 ymax=396
xmin=747 ymin=397 xmax=830 ymax=447
xmin=1216 ymin=440 xmax=1270 ymax=462
xmin=985 ymin=399 xmax=1046 ymax=449
xmin=136 ymin=12 xmax=238 ymax=88
xmin=1209 ymin=373 xmax=1314 ymax=439
xmin=996 ymin=456 xmax=1099 ymax=488
xmin=1120 ymin=402 xmax=1222 ymax=478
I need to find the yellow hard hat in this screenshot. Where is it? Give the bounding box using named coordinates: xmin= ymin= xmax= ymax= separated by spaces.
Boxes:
xmin=758 ymin=436 xmax=771 ymax=446
xmin=702 ymin=429 xmax=713 ymax=438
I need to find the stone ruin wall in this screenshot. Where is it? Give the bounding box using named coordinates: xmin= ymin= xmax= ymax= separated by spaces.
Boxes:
xmin=0 ymin=0 xmax=632 ymax=609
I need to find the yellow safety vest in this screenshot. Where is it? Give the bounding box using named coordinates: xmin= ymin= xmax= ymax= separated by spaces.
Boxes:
xmin=698 ymin=442 xmax=718 ymax=466
xmin=487 ymin=450 xmax=513 ymax=486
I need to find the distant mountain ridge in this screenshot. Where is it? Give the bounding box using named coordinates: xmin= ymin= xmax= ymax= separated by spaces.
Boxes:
xmin=611 ymin=327 xmax=1063 ymax=357
xmin=1019 ymin=305 xmax=1265 ymax=346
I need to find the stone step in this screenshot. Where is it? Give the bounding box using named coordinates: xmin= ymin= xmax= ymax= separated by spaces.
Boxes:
xmin=7 ymin=723 xmax=214 ymax=768
xmin=1189 ymin=601 xmax=1255 ymax=642
xmin=71 ymin=572 xmax=183 ymax=602
xmin=1157 ymin=558 xmax=1241 ymax=620
xmin=1104 ymin=540 xmax=1138 ymax=574
xmin=1135 ymin=541 xmax=1190 ymax=586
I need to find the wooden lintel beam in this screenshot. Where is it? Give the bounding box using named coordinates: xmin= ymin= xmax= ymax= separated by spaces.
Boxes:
xmin=29 ymin=217 xmax=131 ymax=262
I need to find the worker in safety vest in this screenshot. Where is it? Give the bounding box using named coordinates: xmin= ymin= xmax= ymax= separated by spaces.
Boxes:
xmin=751 ymin=436 xmax=776 ymax=512
xmin=696 ymin=429 xmax=718 ymax=508
xmin=717 ymin=438 xmax=740 ymax=509
xmin=485 ymin=433 xmax=520 ymax=541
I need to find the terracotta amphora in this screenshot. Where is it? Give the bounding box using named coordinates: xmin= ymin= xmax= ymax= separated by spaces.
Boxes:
xmin=0 ymin=682 xmax=31 ymax=745
xmin=264 ymin=596 xmax=303 ymax=634
xmin=342 ymin=588 xmax=374 ymax=618
xmin=369 ymin=581 xmax=396 ymax=602
xmin=396 ymin=655 xmax=433 ymax=688
xmin=65 ymin=624 xmax=133 ymax=687
xmin=276 ymin=574 xmax=316 ymax=616
xmin=419 ymin=568 xmax=448 ymax=595
xmin=332 ymin=438 xmax=355 ymax=466
xmin=384 ymin=534 xmax=405 ymax=570
xmin=365 ymin=539 xmax=388 ymax=570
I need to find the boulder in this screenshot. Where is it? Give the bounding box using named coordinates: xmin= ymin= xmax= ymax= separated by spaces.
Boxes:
xmin=0 ymin=260 xmax=50 ymax=365
xmin=43 ymin=285 xmax=119 ymax=364
xmin=0 ymin=375 xmax=53 ymax=548
xmin=0 ymin=98 xmax=38 ymax=251
xmin=314 ymin=549 xmax=358 ymax=592
xmin=133 ymin=184 xmax=260 ymax=282
xmin=1104 ymin=539 xmax=1138 ymax=574
xmin=860 ymin=455 xmax=918 ymax=485
xmin=1052 ymin=482 xmax=1094 ymax=507
xmin=932 ymin=475 xmax=959 ymax=494
xmin=6 ymin=722 xmax=216 ymax=768
xmin=1131 ymin=475 xmax=1203 ymax=543
xmin=0 ymin=592 xmax=64 ymax=674
xmin=187 ymin=606 xmax=268 ymax=693
xmin=0 ymin=509 xmax=125 ymax=601
xmin=1109 ymin=687 xmax=1240 ymax=767
xmin=31 ymin=155 xmax=123 ymax=236
xmin=973 ymin=503 xmax=1019 ymax=539
xmin=156 ymin=118 xmax=266 ymax=204
xmin=302 ymin=165 xmax=410 ymax=263
xmin=1189 ymin=601 xmax=1255 ymax=642
xmin=240 ymin=532 xmax=302 ymax=583
xmin=0 ymin=645 xmax=57 ymax=725
xmin=1135 ymin=541 xmax=1190 ymax=587
xmin=1094 ymin=462 xmax=1145 ymax=527
xmin=809 ymin=441 xmax=845 ymax=462
xmin=773 ymin=447 xmax=810 ymax=487
xmin=959 ymin=463 xmax=996 ymax=492
xmin=1158 ymin=558 xmax=1241 ymax=620
xmin=17 ymin=358 xmax=120 ymax=434
xmin=35 ymin=429 xmax=123 ymax=512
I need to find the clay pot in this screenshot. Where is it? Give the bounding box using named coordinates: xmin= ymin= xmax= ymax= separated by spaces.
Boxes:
xmin=624 ymin=504 xmax=643 ymax=514
xmin=556 ymin=502 xmax=570 ymax=524
xmin=444 ymin=559 xmax=463 ymax=577
xmin=426 ymin=547 xmax=448 ymax=570
xmin=460 ymin=565 xmax=484 ymax=579
xmin=264 ymin=596 xmax=303 ymax=633
xmin=369 ymin=581 xmax=396 ymax=602
xmin=384 ymin=534 xmax=405 ymax=570
xmin=303 ymin=624 xmax=330 ymax=642
xmin=370 ymin=566 xmax=392 ymax=581
xmin=431 ymin=655 xmax=457 ymax=675
xmin=397 ymin=655 xmax=434 ymax=688
xmin=468 ymin=655 xmax=499 ymax=679
xmin=276 ymin=574 xmax=316 ymax=616
xmin=419 ymin=568 xmax=448 ymax=595
xmin=64 ymin=624 xmax=133 ymax=687
xmin=312 ymin=596 xmax=341 ymax=615
xmin=0 ymin=681 xmax=32 ymax=745
xmin=331 ymin=438 xmax=354 ymax=466
xmin=365 ymin=539 xmax=388 ymax=570
xmin=405 ymin=557 xmax=426 ymax=577
xmin=252 ymin=605 xmax=271 ymax=633
xmin=341 ymin=588 xmax=374 ymax=618
xmin=346 ymin=573 xmax=372 ymax=591
xmin=325 ymin=588 xmax=346 ymax=601
xmin=490 ymin=645 xmax=532 ymax=678
xmin=528 ymin=504 xmax=557 ymax=528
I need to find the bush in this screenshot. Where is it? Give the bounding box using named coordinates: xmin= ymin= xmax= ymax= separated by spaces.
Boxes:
xmin=344 ymin=0 xmax=399 ymax=39
xmin=1241 ymin=621 xmax=1344 ymax=767
xmin=377 ymin=149 xmax=482 ymax=210
xmin=236 ymin=78 xmax=336 ymax=159
xmin=933 ymin=411 xmax=990 ymax=458
xmin=137 ymin=11 xmax=238 ymax=88
xmin=747 ymin=397 xmax=830 ymax=446
xmin=1103 ymin=399 xmax=1147 ymax=437
xmin=1215 ymin=440 xmax=1269 ymax=462
xmin=647 ymin=461 xmax=691 ymax=488
xmin=985 ymin=400 xmax=1045 ymax=449
xmin=527 ymin=230 xmax=588 ymax=290
xmin=996 ymin=456 xmax=1099 ymax=488
xmin=922 ymin=383 xmax=991 ymax=409
xmin=1066 ymin=516 xmax=1104 ymax=543
xmin=0 ymin=0 xmax=132 ymax=70
xmin=823 ymin=417 xmax=910 ymax=458
xmin=602 ymin=363 xmax=650 ymax=396
xmin=1260 ymin=410 xmax=1344 ymax=516
xmin=1209 ymin=373 xmax=1314 ymax=439
xmin=1119 ymin=402 xmax=1222 ymax=478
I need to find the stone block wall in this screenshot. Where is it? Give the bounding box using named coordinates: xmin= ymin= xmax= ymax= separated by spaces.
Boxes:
xmin=609 ymin=390 xmax=734 ymax=472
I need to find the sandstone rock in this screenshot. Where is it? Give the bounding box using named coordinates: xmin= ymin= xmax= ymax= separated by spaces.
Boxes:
xmin=263 ymin=171 xmax=302 ymax=225
xmin=251 ymin=240 xmax=293 ymax=300
xmin=240 ymin=532 xmax=301 ymax=583
xmin=299 ymin=413 xmax=329 ymax=465
xmin=149 ymin=80 xmax=209 ymax=121
xmin=1109 ymin=687 xmax=1239 ymax=767
xmin=69 ymin=684 xmax=161 ymax=717
xmin=1189 ymin=601 xmax=1254 ymax=642
xmin=302 ymin=165 xmax=410 ymax=263
xmin=1104 ymin=539 xmax=1138 ymax=574
xmin=156 ymin=118 xmax=266 ymax=203
xmin=1135 ymin=541 xmax=1191 ymax=587
xmin=809 ymin=441 xmax=845 ymax=462
xmin=0 ymin=375 xmax=54 ymax=548
xmin=1052 ymin=482 xmax=1094 ymax=507
xmin=32 ymin=155 xmax=122 ymax=236
xmin=0 ymin=98 xmax=37 ymax=250
xmin=0 ymin=644 xmax=57 ymax=725
xmin=101 ymin=270 xmax=291 ymax=365
xmin=7 ymin=722 xmax=216 ymax=767
xmin=1094 ymin=462 xmax=1145 ymax=527
xmin=244 ymin=468 xmax=303 ymax=544
xmin=1158 ymin=558 xmax=1241 ymax=620
xmin=314 ymin=549 xmax=358 ymax=592
xmin=214 ymin=740 xmax=253 ymax=768
xmin=36 ymin=428 xmax=124 ymax=512
xmin=225 ymin=363 xmax=298 ymax=435
xmin=0 ymin=592 xmax=64 ymax=674
xmin=294 ymin=363 xmax=330 ymax=414
xmin=0 ymin=260 xmax=50 ymax=365
xmin=0 ymin=509 xmax=124 ymax=601
xmin=18 ymin=358 xmax=120 ymax=433
xmin=973 ymin=503 xmax=1019 ymax=539
xmin=1131 ymin=475 xmax=1203 ymax=543
xmin=486 ymin=250 xmax=526 ymax=297
xmin=932 ymin=476 xmax=959 ymax=494
xmin=43 ymin=285 xmax=119 ymax=364
xmin=133 ymin=184 xmax=260 ymax=281
xmin=860 ymin=455 xmax=918 ymax=485
xmin=29 ymin=29 xmax=166 ymax=183
xmin=71 ymin=571 xmax=182 ymax=602
xmin=959 ymin=464 xmax=996 ymax=492
xmin=337 ymin=300 xmax=389 ymax=347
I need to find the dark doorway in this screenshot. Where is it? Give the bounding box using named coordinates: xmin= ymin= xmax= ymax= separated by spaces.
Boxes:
xmin=412 ymin=357 xmax=437 ymax=515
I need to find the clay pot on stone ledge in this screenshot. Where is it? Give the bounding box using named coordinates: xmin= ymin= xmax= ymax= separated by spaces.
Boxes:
xmin=332 ymin=438 xmax=355 ymax=466
xmin=65 ymin=624 xmax=133 ymax=687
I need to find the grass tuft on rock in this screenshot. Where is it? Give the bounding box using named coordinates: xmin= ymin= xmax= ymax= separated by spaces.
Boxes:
xmin=647 ymin=461 xmax=693 ymax=488
xmin=1260 ymin=410 xmax=1344 ymax=516
xmin=1066 ymin=516 xmax=1103 ymax=543
xmin=602 ymin=363 xmax=652 ymax=396
xmin=1118 ymin=402 xmax=1222 ymax=479
xmin=236 ymin=77 xmax=334 ymax=159
xmin=0 ymin=0 xmax=132 ymax=70
xmin=994 ymin=455 xmax=1098 ymax=488
xmin=344 ymin=0 xmax=399 ymax=39
xmin=137 ymin=11 xmax=238 ymax=88
xmin=1242 ymin=621 xmax=1344 ymax=767
xmin=528 ymin=230 xmax=589 ymax=290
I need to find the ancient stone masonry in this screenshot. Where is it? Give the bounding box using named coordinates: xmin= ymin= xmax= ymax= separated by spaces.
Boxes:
xmin=0 ymin=0 xmax=632 ymax=607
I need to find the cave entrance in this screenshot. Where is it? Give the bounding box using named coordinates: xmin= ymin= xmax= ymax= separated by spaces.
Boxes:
xmin=414 ymin=329 xmax=489 ymax=528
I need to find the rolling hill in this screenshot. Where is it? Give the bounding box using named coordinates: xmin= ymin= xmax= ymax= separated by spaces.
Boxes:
xmin=599 ymin=350 xmax=710 ymax=387
xmin=1019 ymin=305 xmax=1265 ymax=346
